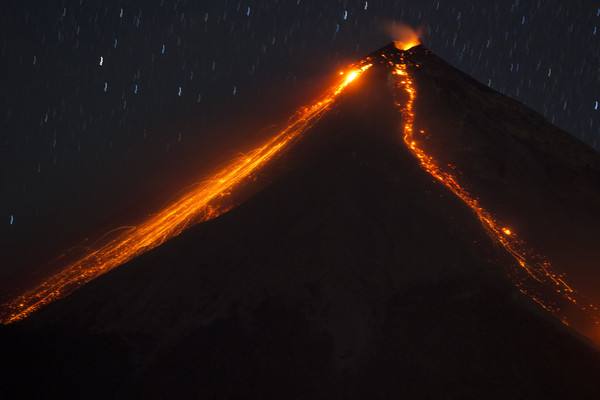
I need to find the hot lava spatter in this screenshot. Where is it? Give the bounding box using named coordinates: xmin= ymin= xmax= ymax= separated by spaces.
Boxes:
xmin=0 ymin=62 xmax=372 ymax=324
xmin=390 ymin=49 xmax=600 ymax=333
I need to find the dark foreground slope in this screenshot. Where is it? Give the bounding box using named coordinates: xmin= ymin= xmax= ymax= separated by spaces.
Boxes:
xmin=2 ymin=49 xmax=600 ymax=399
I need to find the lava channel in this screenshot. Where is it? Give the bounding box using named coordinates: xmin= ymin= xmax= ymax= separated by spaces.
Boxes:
xmin=0 ymin=62 xmax=373 ymax=324
xmin=390 ymin=52 xmax=600 ymax=337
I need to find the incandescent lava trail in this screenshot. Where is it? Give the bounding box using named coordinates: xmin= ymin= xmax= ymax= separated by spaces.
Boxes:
xmin=0 ymin=61 xmax=372 ymax=324
xmin=389 ymin=46 xmax=600 ymax=333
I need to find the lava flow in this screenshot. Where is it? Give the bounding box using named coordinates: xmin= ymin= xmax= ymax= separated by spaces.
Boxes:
xmin=390 ymin=52 xmax=600 ymax=331
xmin=0 ymin=62 xmax=372 ymax=325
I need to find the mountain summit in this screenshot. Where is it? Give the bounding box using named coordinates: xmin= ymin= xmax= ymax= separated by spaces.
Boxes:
xmin=3 ymin=44 xmax=600 ymax=399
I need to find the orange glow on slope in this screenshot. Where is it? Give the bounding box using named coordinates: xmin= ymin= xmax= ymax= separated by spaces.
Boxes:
xmin=339 ymin=70 xmax=360 ymax=91
xmin=391 ymin=55 xmax=600 ymax=330
xmin=0 ymin=62 xmax=372 ymax=325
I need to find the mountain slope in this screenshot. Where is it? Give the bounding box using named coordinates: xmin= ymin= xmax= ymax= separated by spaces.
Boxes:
xmin=2 ymin=46 xmax=600 ymax=399
xmin=406 ymin=45 xmax=600 ymax=337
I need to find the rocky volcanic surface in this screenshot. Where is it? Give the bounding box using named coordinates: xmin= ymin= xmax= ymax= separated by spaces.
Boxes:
xmin=2 ymin=46 xmax=600 ymax=399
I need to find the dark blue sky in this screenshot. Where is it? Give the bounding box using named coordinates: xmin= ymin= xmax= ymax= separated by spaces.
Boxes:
xmin=1 ymin=0 xmax=599 ymax=288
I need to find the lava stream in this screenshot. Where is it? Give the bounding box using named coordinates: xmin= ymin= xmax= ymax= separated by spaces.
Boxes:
xmin=391 ymin=54 xmax=600 ymax=331
xmin=0 ymin=62 xmax=372 ymax=324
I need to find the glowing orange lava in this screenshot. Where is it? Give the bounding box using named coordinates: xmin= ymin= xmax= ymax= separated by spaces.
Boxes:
xmin=0 ymin=62 xmax=372 ymax=324
xmin=387 ymin=22 xmax=421 ymax=51
xmin=394 ymin=39 xmax=421 ymax=51
xmin=391 ymin=55 xmax=600 ymax=330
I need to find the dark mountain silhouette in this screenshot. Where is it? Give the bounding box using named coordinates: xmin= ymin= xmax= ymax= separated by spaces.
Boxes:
xmin=2 ymin=44 xmax=600 ymax=399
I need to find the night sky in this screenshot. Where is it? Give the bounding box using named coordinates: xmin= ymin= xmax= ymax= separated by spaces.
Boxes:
xmin=1 ymin=0 xmax=599 ymax=290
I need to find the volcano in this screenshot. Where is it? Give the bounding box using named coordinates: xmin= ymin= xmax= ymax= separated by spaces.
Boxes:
xmin=2 ymin=44 xmax=600 ymax=399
